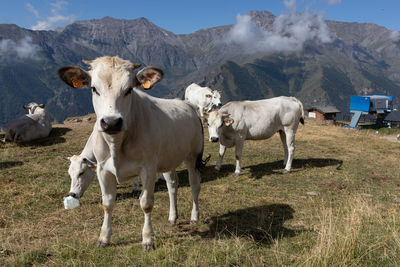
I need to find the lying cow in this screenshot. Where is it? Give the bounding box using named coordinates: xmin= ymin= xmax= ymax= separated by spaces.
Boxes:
xmin=68 ymin=127 xmax=164 ymax=199
xmin=184 ymin=83 xmax=222 ymax=117
xmin=58 ymin=56 xmax=204 ymax=251
xmin=205 ymin=96 xmax=304 ymax=175
xmin=5 ymin=102 xmax=52 ymax=142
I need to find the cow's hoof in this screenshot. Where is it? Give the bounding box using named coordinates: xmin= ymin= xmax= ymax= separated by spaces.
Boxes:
xmin=283 ymin=169 xmax=290 ymax=174
xmin=142 ymin=243 xmax=155 ymax=251
xmin=214 ymin=166 xmax=220 ymax=172
xmin=234 ymin=171 xmax=241 ymax=176
xmin=96 ymin=240 xmax=108 ymax=248
xmin=164 ymin=220 xmax=176 ymax=227
xmin=190 ymin=220 xmax=199 ymax=225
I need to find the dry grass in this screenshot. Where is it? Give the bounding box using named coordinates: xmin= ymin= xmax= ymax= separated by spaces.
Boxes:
xmin=1 ymin=117 xmax=400 ymax=266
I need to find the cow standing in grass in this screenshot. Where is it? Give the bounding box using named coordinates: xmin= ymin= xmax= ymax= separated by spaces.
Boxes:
xmin=184 ymin=83 xmax=222 ymax=118
xmin=205 ymin=96 xmax=304 ymax=175
xmin=59 ymin=56 xmax=204 ymax=251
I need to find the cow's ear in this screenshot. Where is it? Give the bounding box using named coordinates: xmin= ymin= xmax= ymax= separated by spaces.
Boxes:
xmin=205 ymin=94 xmax=212 ymax=98
xmin=221 ymin=113 xmax=234 ymax=126
xmin=134 ymin=67 xmax=164 ymax=90
xmin=58 ymin=66 xmax=91 ymax=89
xmin=224 ymin=118 xmax=234 ymax=127
xmin=39 ymin=104 xmax=45 ymax=108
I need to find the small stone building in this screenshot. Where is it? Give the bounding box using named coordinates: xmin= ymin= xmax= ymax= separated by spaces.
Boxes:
xmin=307 ymin=106 xmax=341 ymax=121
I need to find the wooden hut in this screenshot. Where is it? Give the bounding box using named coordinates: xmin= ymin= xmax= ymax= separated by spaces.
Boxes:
xmin=307 ymin=106 xmax=341 ymax=121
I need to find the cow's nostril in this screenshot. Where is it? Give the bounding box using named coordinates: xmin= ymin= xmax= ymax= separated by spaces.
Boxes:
xmin=114 ymin=118 xmax=123 ymax=130
xmin=100 ymin=118 xmax=109 ymax=130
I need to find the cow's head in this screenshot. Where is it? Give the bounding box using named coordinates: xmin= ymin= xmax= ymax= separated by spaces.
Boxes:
xmin=58 ymin=56 xmax=163 ymax=135
xmin=204 ymin=111 xmax=234 ymax=142
xmin=23 ymin=102 xmax=45 ymax=114
xmin=204 ymin=89 xmax=222 ymax=112
xmin=211 ymin=90 xmax=222 ymax=108
xmin=67 ymin=155 xmax=96 ymax=199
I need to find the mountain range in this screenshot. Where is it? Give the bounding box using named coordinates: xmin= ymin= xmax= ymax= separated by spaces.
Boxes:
xmin=1 ymin=10 xmax=400 ymax=127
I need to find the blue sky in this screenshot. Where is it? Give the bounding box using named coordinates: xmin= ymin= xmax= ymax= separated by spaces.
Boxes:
xmin=1 ymin=0 xmax=400 ymax=33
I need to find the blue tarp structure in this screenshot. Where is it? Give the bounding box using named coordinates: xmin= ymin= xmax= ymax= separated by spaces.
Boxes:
xmin=349 ymin=95 xmax=392 ymax=128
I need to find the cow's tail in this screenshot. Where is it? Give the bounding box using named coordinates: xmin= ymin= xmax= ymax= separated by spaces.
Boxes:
xmin=195 ymin=116 xmax=211 ymax=171
xmin=293 ymin=97 xmax=305 ymax=125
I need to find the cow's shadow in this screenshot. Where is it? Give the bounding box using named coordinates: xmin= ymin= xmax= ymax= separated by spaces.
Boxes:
xmin=16 ymin=127 xmax=71 ymax=147
xmin=0 ymin=161 xmax=23 ymax=170
xmin=179 ymin=203 xmax=302 ymax=246
xmin=244 ymin=158 xmax=343 ymax=179
xmin=116 ymin=164 xmax=235 ymax=200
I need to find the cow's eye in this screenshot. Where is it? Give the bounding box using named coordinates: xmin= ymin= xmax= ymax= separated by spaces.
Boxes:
xmin=125 ymin=87 xmax=133 ymax=96
xmin=78 ymin=171 xmax=85 ymax=176
xmin=91 ymin=87 xmax=100 ymax=96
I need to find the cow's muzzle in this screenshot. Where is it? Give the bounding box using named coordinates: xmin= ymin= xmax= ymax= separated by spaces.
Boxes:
xmin=69 ymin=192 xmax=79 ymax=199
xmin=100 ymin=117 xmax=123 ymax=134
xmin=210 ymin=137 xmax=219 ymax=143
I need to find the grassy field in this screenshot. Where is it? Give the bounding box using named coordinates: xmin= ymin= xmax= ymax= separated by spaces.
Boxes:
xmin=1 ymin=116 xmax=400 ymax=266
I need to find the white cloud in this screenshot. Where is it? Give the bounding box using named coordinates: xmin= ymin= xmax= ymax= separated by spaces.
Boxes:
xmin=25 ymin=3 xmax=40 ymax=18
xmin=28 ymin=0 xmax=76 ymax=31
xmin=224 ymin=1 xmax=332 ymax=54
xmin=0 ymin=36 xmax=41 ymax=60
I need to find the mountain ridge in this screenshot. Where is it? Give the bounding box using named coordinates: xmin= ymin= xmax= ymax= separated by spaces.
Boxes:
xmin=0 ymin=10 xmax=400 ymax=126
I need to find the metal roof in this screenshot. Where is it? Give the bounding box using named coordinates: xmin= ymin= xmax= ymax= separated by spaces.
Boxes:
xmin=307 ymin=106 xmax=341 ymax=114
xmin=384 ymin=111 xmax=400 ymax=122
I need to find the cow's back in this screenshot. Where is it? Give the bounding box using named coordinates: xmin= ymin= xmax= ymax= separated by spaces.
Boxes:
xmin=221 ymin=97 xmax=303 ymax=140
xmin=6 ymin=113 xmax=51 ymax=142
xmin=184 ymin=83 xmax=211 ymax=106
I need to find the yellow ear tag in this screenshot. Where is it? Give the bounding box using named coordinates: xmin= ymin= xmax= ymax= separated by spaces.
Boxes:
xmin=141 ymin=79 xmax=152 ymax=89
xmin=72 ymin=77 xmax=84 ymax=88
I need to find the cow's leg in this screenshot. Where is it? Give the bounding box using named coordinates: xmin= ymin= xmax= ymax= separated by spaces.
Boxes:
xmin=97 ymin=170 xmax=117 ymax=247
xmin=279 ymin=130 xmax=288 ymax=167
xmin=140 ymin=168 xmax=157 ymax=251
xmin=132 ymin=177 xmax=141 ymax=197
xmin=198 ymin=105 xmax=204 ymax=117
xmin=234 ymin=139 xmax=245 ymax=176
xmin=283 ymin=128 xmax=296 ymax=173
xmin=215 ymin=144 xmax=226 ymax=171
xmin=185 ymin=159 xmax=201 ymax=223
xmin=163 ymin=170 xmax=179 ymax=226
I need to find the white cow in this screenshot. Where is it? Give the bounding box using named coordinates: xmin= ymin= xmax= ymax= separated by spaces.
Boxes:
xmin=67 ymin=127 xmax=164 ymax=199
xmin=5 ymin=102 xmax=52 ymax=142
xmin=205 ymin=96 xmax=304 ymax=175
xmin=184 ymin=83 xmax=222 ymax=117
xmin=58 ymin=56 xmax=204 ymax=251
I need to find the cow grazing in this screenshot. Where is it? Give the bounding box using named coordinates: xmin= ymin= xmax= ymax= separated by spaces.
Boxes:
xmin=58 ymin=56 xmax=204 ymax=251
xmin=67 ymin=127 xmax=164 ymax=199
xmin=184 ymin=83 xmax=222 ymax=117
xmin=68 ymin=129 xmax=97 ymax=199
xmin=5 ymin=102 xmax=52 ymax=142
xmin=205 ymin=96 xmax=304 ymax=175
